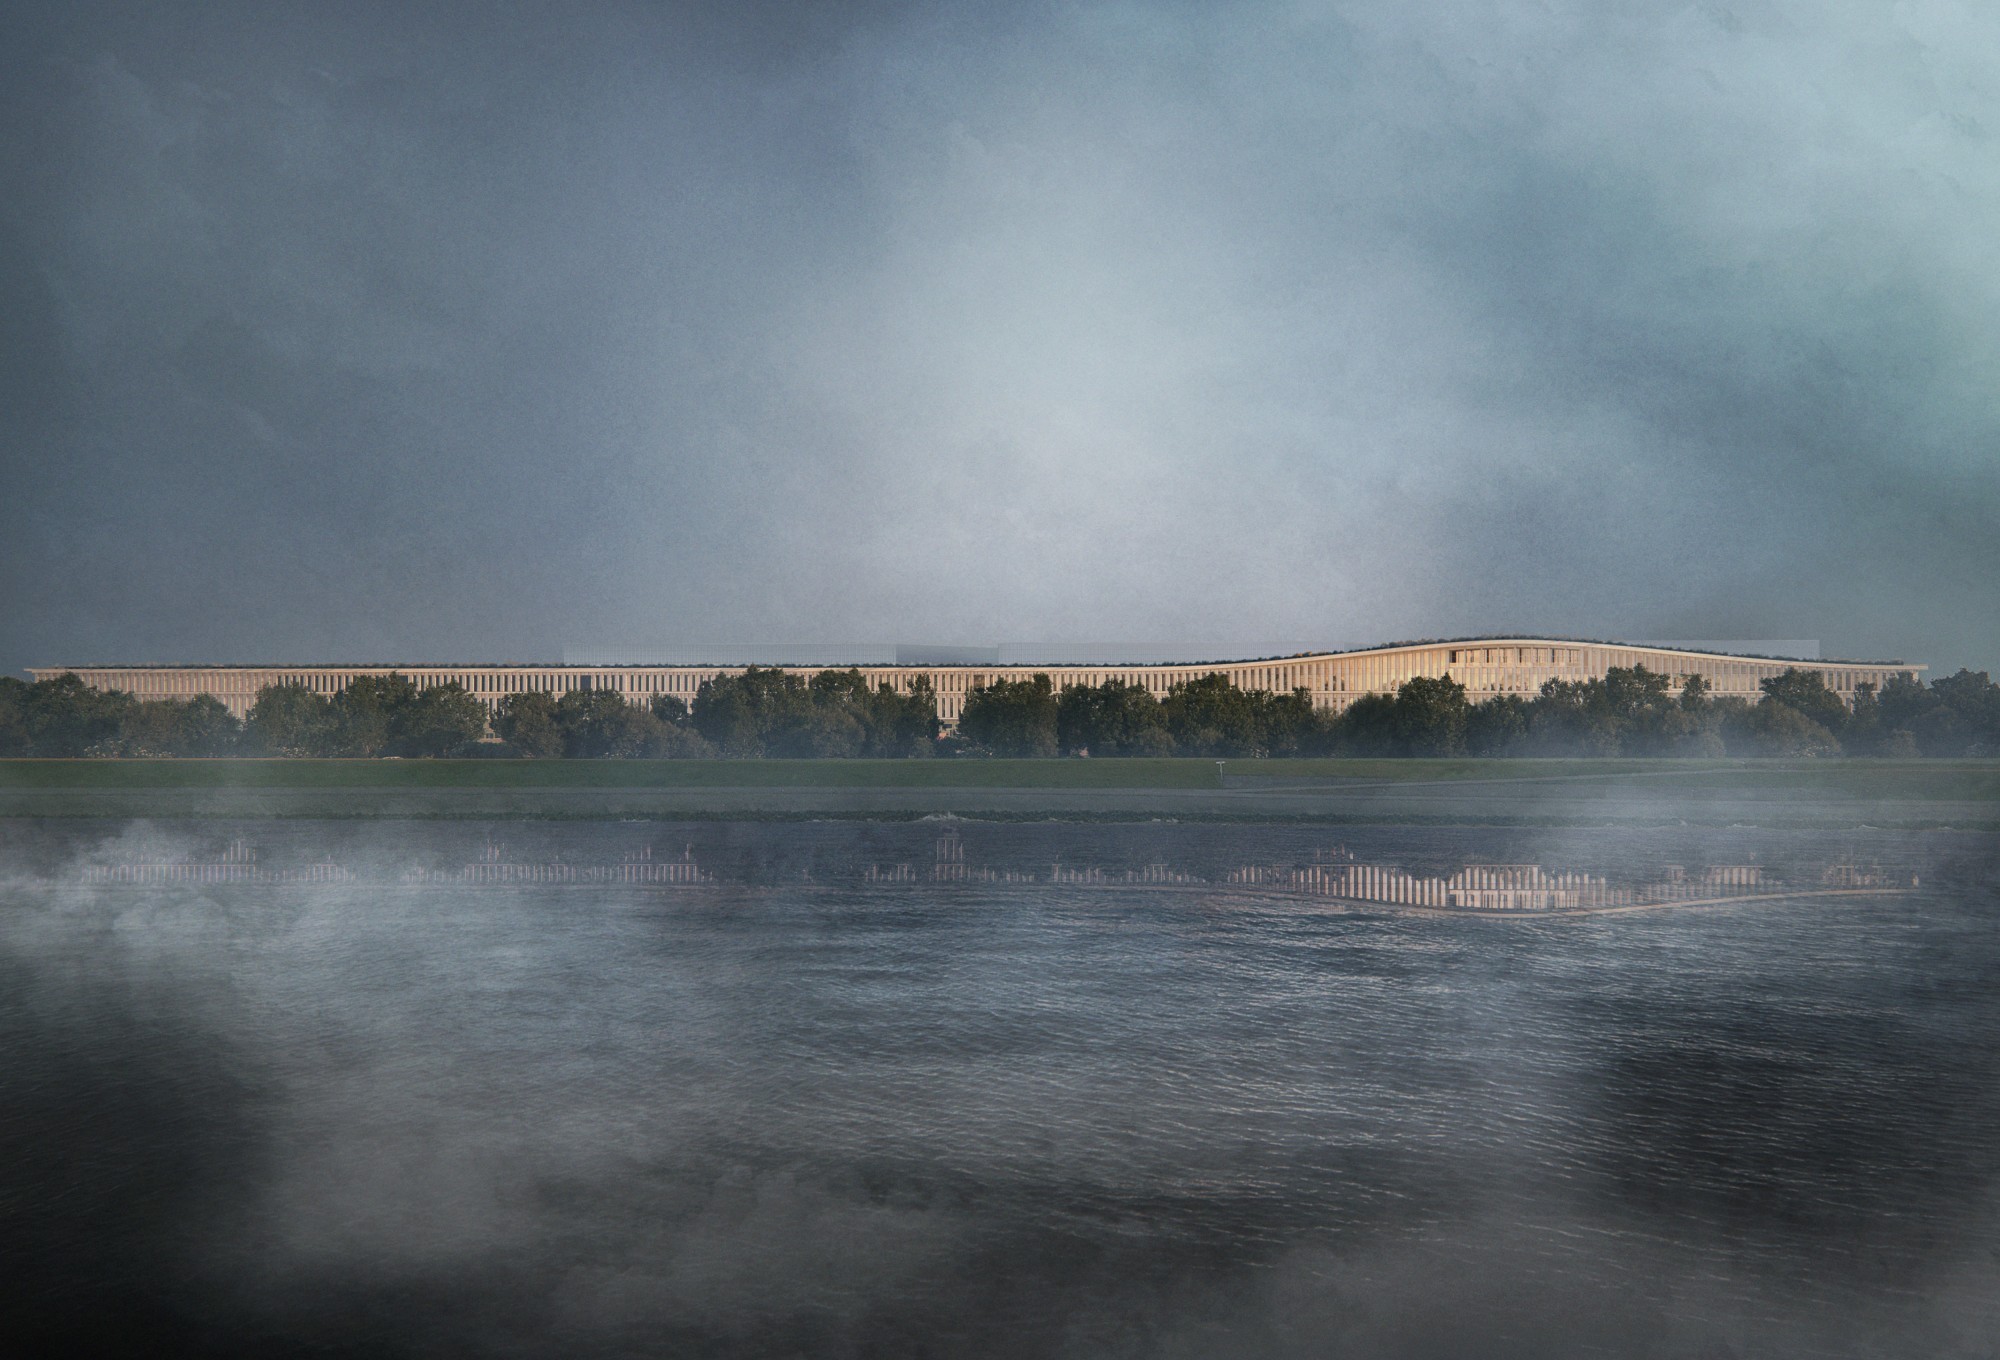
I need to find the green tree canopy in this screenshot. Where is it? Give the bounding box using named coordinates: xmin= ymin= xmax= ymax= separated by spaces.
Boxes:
xmin=0 ymin=677 xmax=28 ymax=756
xmin=1465 ymin=693 xmax=1529 ymax=755
xmin=1723 ymin=697 xmax=1840 ymax=756
xmin=20 ymin=674 xmax=131 ymax=756
xmin=1056 ymin=679 xmax=1170 ymax=756
xmin=957 ymin=674 xmax=1059 ymax=757
xmin=1923 ymin=669 xmax=2000 ymax=756
xmin=692 ymin=667 xmax=818 ymax=756
xmin=6 ymin=660 xmax=1981 ymax=762
xmin=1390 ymin=673 xmax=1470 ymax=757
xmin=327 ymin=673 xmax=418 ymax=756
xmin=1758 ymin=668 xmax=1849 ymax=736
xmin=247 ymin=683 xmax=333 ymax=756
xmin=495 ymin=692 xmax=563 ymax=757
xmin=250 ymin=674 xmax=484 ymax=756
xmin=119 ymin=697 xmax=240 ymax=756
xmin=401 ymin=683 xmax=489 ymax=757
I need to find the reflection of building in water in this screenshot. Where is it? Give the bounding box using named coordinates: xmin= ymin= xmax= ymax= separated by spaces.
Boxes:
xmin=1225 ymin=860 xmax=1814 ymax=910
xmin=405 ymin=842 xmax=710 ymax=885
xmin=74 ymin=831 xmax=1917 ymax=907
xmin=870 ymin=832 xmax=1038 ymax=884
xmin=1646 ymin=864 xmax=1766 ymax=901
xmin=1447 ymin=865 xmax=1605 ymax=912
xmin=932 ymin=831 xmax=968 ymax=882
xmin=1243 ymin=861 xmax=1618 ymax=910
xmin=606 ymin=845 xmax=708 ymax=884
xmin=1049 ymin=865 xmax=1108 ymax=885
xmin=1122 ymin=863 xmax=1201 ymax=885
xmin=1226 ymin=865 xmax=1287 ymax=887
xmin=1662 ymin=864 xmax=1763 ymax=888
xmin=83 ymin=839 xmax=353 ymax=885
xmin=1820 ymin=862 xmax=1903 ymax=888
xmin=868 ymin=835 xmax=1838 ymax=911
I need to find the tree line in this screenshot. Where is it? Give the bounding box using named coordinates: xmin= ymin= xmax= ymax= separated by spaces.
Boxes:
xmin=0 ymin=667 xmax=939 ymax=758
xmin=492 ymin=667 xmax=939 ymax=757
xmin=2 ymin=663 xmax=1996 ymax=758
xmin=954 ymin=665 xmax=2000 ymax=758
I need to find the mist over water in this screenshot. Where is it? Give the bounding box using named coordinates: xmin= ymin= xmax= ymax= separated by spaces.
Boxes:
xmin=4 ymin=819 xmax=1998 ymax=1358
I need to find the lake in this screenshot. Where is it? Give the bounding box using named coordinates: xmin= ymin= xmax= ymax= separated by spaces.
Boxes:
xmin=3 ymin=819 xmax=1996 ymax=1357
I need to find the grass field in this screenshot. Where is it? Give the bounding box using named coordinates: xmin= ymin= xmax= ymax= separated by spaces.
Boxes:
xmin=0 ymin=757 xmax=1995 ymax=800
xmin=0 ymin=757 xmax=1227 ymax=789
xmin=1233 ymin=758 xmax=2000 ymax=801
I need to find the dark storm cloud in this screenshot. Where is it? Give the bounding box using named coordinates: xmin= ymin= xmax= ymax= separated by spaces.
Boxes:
xmin=2 ymin=1 xmax=1994 ymax=671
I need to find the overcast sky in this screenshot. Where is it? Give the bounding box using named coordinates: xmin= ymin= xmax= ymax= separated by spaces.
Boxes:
xmin=3 ymin=1 xmax=1995 ymax=674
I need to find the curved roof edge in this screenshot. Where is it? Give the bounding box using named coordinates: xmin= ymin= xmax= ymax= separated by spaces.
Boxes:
xmin=26 ymin=637 xmax=1920 ymax=672
xmin=1209 ymin=636 xmax=1913 ymax=667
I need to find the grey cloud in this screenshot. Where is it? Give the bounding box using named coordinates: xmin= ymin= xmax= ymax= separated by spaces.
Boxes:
xmin=2 ymin=1 xmax=1994 ymax=670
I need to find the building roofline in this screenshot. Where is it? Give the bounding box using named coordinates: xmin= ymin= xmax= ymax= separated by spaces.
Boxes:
xmin=1282 ymin=636 xmax=1914 ymax=667
xmin=24 ymin=636 xmax=1920 ymax=673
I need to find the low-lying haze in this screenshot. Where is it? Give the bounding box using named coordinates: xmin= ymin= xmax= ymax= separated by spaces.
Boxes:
xmin=3 ymin=2 xmax=1994 ymax=672
xmin=3 ymin=819 xmax=1997 ymax=1357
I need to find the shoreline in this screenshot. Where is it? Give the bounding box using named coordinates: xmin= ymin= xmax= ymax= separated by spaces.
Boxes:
xmin=2 ymin=758 xmax=1992 ymax=829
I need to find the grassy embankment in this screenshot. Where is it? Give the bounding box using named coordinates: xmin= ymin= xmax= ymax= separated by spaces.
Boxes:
xmin=2 ymin=758 xmax=1993 ymax=829
xmin=0 ymin=756 xmax=1996 ymax=795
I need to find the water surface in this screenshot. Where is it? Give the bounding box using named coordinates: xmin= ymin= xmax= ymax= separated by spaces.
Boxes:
xmin=3 ymin=820 xmax=1996 ymax=1358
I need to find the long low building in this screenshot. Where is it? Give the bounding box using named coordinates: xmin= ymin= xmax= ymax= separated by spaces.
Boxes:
xmin=28 ymin=639 xmax=1923 ymax=724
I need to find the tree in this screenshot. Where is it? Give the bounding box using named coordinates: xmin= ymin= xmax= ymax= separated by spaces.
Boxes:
xmin=114 ymin=700 xmax=185 ymax=756
xmin=247 ymin=683 xmax=333 ymax=756
xmin=1332 ymin=692 xmax=1401 ymax=756
xmin=327 ymin=673 xmax=418 ymax=756
xmin=1876 ymin=673 xmax=1935 ymax=731
xmin=554 ymin=689 xmax=634 ymax=757
xmin=1604 ymin=665 xmax=1682 ymax=755
xmin=1878 ymin=728 xmax=1920 ymax=758
xmin=1259 ymin=688 xmax=1328 ymax=757
xmin=861 ymin=676 xmax=941 ymax=757
xmin=1391 ymin=674 xmax=1470 ymax=757
xmin=675 ymin=668 xmax=935 ymax=758
xmin=170 ymin=695 xmax=240 ymax=756
xmin=249 ymin=678 xmax=479 ymax=757
xmin=400 ymin=683 xmax=489 ymax=756
xmin=1667 ymin=711 xmax=1727 ymax=756
xmin=495 ymin=692 xmax=563 ymax=757
xmin=1465 ymin=693 xmax=1529 ymax=755
xmin=1056 ymin=679 xmax=1169 ymax=756
xmin=1722 ymin=698 xmax=1840 ymax=756
xmin=1923 ymin=670 xmax=2000 ymax=756
xmin=1163 ymin=673 xmax=1261 ymax=756
xmin=1865 ymin=673 xmax=1936 ymax=756
xmin=21 ymin=674 xmax=130 ymax=756
xmin=957 ymin=674 xmax=1058 ymax=757
xmin=1842 ymin=682 xmax=1884 ymax=755
xmin=553 ymin=688 xmax=703 ymax=757
xmin=648 ymin=720 xmax=715 ymax=758
xmin=692 ymin=667 xmax=819 ymax=756
xmin=1603 ymin=664 xmax=1674 ymax=719
xmin=1524 ymin=678 xmax=1622 ymax=756
xmin=790 ymin=670 xmax=866 ymax=757
xmin=1758 ymin=668 xmax=1848 ymax=736
xmin=0 ymin=677 xmax=27 ymax=756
